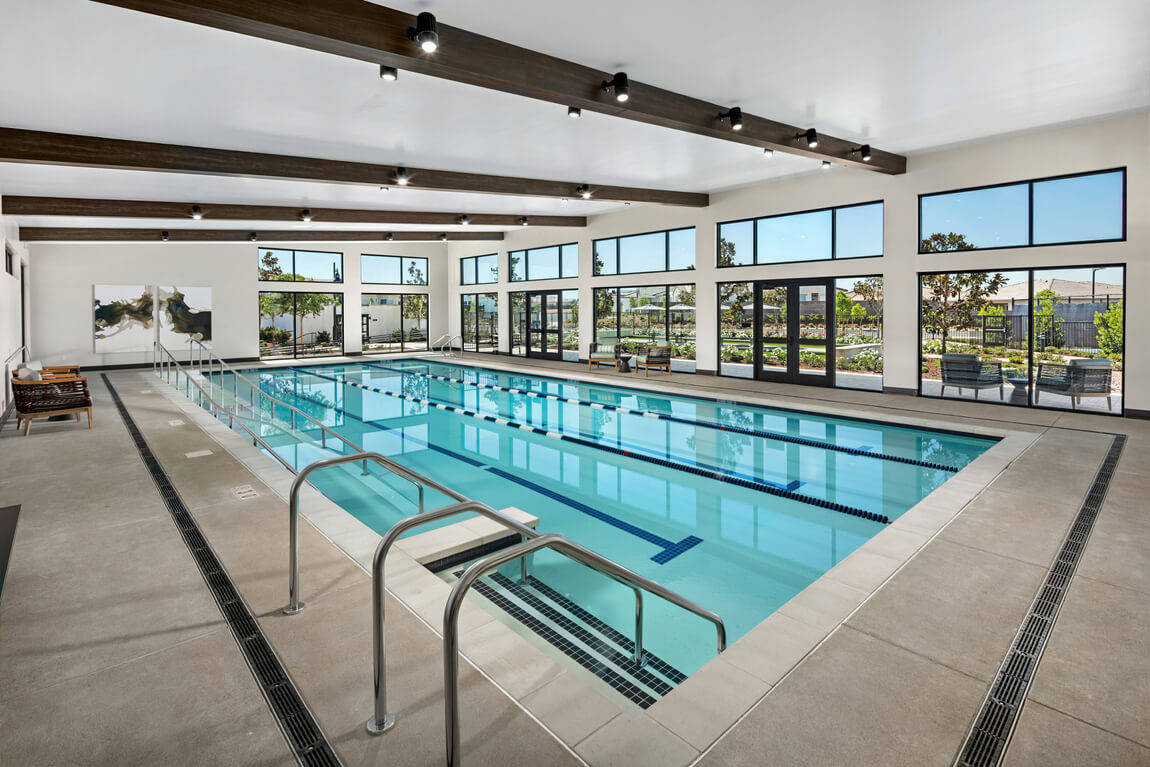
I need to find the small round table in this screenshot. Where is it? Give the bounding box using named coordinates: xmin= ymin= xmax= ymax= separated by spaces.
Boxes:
xmin=618 ymin=354 xmax=633 ymax=373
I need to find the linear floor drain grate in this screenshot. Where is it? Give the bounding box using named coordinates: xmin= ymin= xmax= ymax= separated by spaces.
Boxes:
xmin=955 ymin=434 xmax=1125 ymax=767
xmin=102 ymin=375 xmax=343 ymax=767
xmin=232 ymin=484 xmax=260 ymax=500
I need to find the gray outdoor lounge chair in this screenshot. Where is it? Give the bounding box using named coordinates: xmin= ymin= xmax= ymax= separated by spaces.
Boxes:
xmin=635 ymin=345 xmax=672 ymax=376
xmin=939 ymin=353 xmax=1003 ymax=400
xmin=1035 ymin=358 xmax=1114 ymax=410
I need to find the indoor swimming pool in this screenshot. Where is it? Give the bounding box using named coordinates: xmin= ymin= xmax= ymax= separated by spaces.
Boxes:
xmin=209 ymin=359 xmax=995 ymax=690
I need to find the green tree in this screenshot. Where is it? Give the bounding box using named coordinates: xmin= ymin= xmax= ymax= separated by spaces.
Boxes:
xmin=717 ymin=238 xmax=752 ymax=328
xmin=920 ymin=272 xmax=1007 ymax=354
xmin=406 ymin=259 xmax=426 ymax=285
xmin=1094 ymin=299 xmax=1124 ymax=356
xmin=258 ymin=250 xmax=284 ymax=281
xmin=835 ymin=289 xmax=855 ymax=320
xmin=850 ymin=303 xmax=867 ymax=322
xmin=852 ymin=277 xmax=884 ymax=318
xmin=402 ymin=294 xmax=428 ymax=321
xmin=921 ymin=232 xmax=978 ymax=253
xmin=1033 ymin=288 xmax=1064 ymax=348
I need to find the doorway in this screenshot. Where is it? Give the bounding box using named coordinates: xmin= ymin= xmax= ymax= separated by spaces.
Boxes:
xmin=526 ymin=290 xmax=563 ymax=360
xmin=755 ymin=279 xmax=835 ymax=386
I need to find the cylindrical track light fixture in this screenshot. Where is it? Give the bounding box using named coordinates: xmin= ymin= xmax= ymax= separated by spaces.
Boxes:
xmin=520 ymin=216 xmax=529 ymax=226
xmin=249 ymin=232 xmax=258 ymax=241
xmin=577 ymin=184 xmax=591 ymax=199
xmin=190 ymin=205 xmax=203 ymax=220
xmin=460 ymin=214 xmax=470 ymax=225
xmin=386 ymin=232 xmax=394 ymax=241
xmin=300 ymin=209 xmax=313 ymax=223
xmin=805 ymin=128 xmax=819 ymax=148
xmin=821 ymin=160 xmax=832 ymax=170
xmin=763 ymin=148 xmax=774 ymax=159
xmin=568 ymin=106 xmax=581 ymax=118
xmin=602 ymin=72 xmax=629 ymax=102
xmin=409 ymin=12 xmax=439 ymax=53
xmin=439 ymin=233 xmax=448 ymax=241
xmin=161 ymin=230 xmax=169 ymax=242
xmin=719 ymin=107 xmax=743 ymax=130
xmin=859 ymin=144 xmax=872 ymax=162
xmin=395 ymin=168 xmax=409 ymax=186
xmin=379 ymin=65 xmax=398 ymax=81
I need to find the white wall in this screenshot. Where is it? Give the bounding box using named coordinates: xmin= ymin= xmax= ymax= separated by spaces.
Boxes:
xmin=448 ymin=113 xmax=1150 ymax=411
xmin=29 ymin=240 xmax=447 ymax=367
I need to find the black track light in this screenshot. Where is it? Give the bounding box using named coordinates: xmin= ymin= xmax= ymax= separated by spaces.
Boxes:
xmin=191 ymin=205 xmax=203 ymax=220
xmin=520 ymin=216 xmax=529 ymax=226
xmin=859 ymin=144 xmax=872 ymax=162
xmin=386 ymin=232 xmax=394 ymax=241
xmin=568 ymin=106 xmax=582 ymax=119
xmin=440 ymin=233 xmax=448 ymax=241
xmin=804 ymin=128 xmax=819 ymax=148
xmin=379 ymin=185 xmax=389 ymax=192
xmin=460 ymin=214 xmax=470 ymax=226
xmin=379 ymin=65 xmax=398 ymax=81
xmin=395 ymin=168 xmax=409 ymax=186
xmin=300 ymin=209 xmax=313 ymax=223
xmin=719 ymin=107 xmax=743 ymax=131
xmin=602 ymin=72 xmax=629 ymax=103
xmin=577 ymin=184 xmax=591 ymax=199
xmin=763 ymin=148 xmax=774 ymax=159
xmin=161 ymin=230 xmax=169 ymax=242
xmin=409 ymin=12 xmax=439 ymax=53
xmin=249 ymin=232 xmax=258 ymax=242
xmin=821 ymin=160 xmax=832 ymax=170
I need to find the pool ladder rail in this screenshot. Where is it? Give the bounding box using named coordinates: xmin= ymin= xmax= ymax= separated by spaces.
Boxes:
xmin=152 ymin=342 xmax=727 ymax=767
xmin=433 ymin=334 xmax=462 ymax=357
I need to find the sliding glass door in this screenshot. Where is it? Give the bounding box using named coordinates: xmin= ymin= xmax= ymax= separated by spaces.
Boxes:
xmin=259 ymin=291 xmax=343 ymax=359
xmin=460 ymin=293 xmax=498 ymax=353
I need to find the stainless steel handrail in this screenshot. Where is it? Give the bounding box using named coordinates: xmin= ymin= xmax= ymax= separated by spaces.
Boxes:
xmin=186 ymin=338 xmax=364 ymax=458
xmin=153 ymin=343 xmax=298 ymax=475
xmin=365 ymin=500 xmax=541 ymax=735
xmin=434 ymin=334 xmax=462 ymax=357
xmin=4 ymin=345 xmax=28 ymax=366
xmin=443 ymin=534 xmax=727 ymax=767
xmin=282 ymin=451 xmax=462 ymax=615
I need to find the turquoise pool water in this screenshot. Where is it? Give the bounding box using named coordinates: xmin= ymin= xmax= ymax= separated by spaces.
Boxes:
xmin=214 ymin=359 xmax=994 ymax=674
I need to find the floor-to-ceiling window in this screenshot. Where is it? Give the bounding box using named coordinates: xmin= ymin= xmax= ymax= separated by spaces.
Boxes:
xmin=461 ymin=293 xmax=498 ymax=353
xmin=259 ymin=291 xmax=344 ymax=359
xmin=834 ymin=277 xmax=884 ymax=391
xmin=918 ymin=266 xmax=1124 ymax=414
xmin=594 ymin=284 xmax=696 ymax=372
xmin=362 ymin=293 xmax=428 ymax=353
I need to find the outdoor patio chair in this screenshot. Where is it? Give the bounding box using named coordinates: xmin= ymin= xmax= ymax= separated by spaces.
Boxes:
xmin=11 ymin=374 xmax=93 ymax=436
xmin=588 ymin=343 xmax=618 ymax=370
xmin=635 ymin=345 xmax=672 ymax=376
xmin=1036 ymin=358 xmax=1114 ymax=410
xmin=939 ymin=353 xmax=1002 ymax=400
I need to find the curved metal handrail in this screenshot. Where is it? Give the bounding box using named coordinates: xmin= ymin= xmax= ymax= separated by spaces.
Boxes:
xmin=186 ymin=338 xmax=364 ymax=458
xmin=153 ymin=343 xmax=297 ymax=475
xmin=442 ymin=534 xmax=727 ymax=767
xmin=282 ymin=451 xmax=470 ymax=615
xmin=434 ymin=334 xmax=462 ymax=357
xmin=4 ymin=345 xmax=28 ymax=366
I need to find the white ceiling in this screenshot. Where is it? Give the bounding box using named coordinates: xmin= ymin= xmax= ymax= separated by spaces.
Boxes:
xmin=0 ymin=0 xmax=1147 ymax=234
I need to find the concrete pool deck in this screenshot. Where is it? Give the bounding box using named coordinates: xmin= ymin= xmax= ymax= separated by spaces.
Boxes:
xmin=1 ymin=354 xmax=1147 ymax=766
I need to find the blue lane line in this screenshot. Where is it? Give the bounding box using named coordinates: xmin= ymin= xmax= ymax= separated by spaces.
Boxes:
xmin=285 ymin=372 xmax=704 ymax=563
xmin=361 ymin=361 xmax=959 ymax=473
xmin=304 ymin=368 xmax=890 ymax=525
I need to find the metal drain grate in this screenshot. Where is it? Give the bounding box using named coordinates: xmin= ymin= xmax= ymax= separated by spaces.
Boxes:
xmin=102 ymin=375 xmax=342 ymax=767
xmin=232 ymin=485 xmax=260 ymax=500
xmin=955 ymin=434 xmax=1125 ymax=767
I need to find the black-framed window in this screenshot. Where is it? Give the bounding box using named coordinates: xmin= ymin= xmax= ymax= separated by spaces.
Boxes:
xmin=461 ymin=293 xmax=499 ymax=353
xmin=257 ymin=248 xmax=343 ymax=283
xmin=460 ymin=254 xmax=498 ymax=285
xmin=362 ymin=293 xmax=428 ymax=353
xmin=594 ymin=227 xmax=695 ymax=276
xmin=509 ymin=243 xmax=578 ymax=282
xmin=361 ymin=254 xmax=428 ymax=285
xmin=917 ymin=264 xmax=1125 ymax=416
xmin=4 ymin=245 xmax=13 ymax=276
xmin=593 ymin=284 xmax=696 ymax=372
xmin=919 ymin=168 xmax=1126 ymax=252
xmin=717 ymin=201 xmax=882 ymax=267
xmin=258 ymin=291 xmax=344 ymax=359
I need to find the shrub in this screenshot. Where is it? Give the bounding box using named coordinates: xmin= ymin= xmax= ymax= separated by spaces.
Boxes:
xmin=315 ymin=330 xmax=332 ymax=345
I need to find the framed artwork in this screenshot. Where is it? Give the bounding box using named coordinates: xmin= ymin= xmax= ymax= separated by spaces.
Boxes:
xmin=93 ymin=284 xmax=154 ymax=353
xmin=158 ymin=286 xmax=212 ymax=350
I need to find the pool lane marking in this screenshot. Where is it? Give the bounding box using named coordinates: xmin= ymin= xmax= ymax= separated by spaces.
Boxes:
xmin=304 ymin=369 xmax=890 ymax=526
xmin=360 ymin=362 xmax=958 ymax=473
xmin=282 ymin=372 xmax=703 ymax=562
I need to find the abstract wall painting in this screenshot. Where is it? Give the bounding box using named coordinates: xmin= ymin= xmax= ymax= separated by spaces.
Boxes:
xmin=158 ymin=286 xmax=213 ymax=349
xmin=93 ymin=284 xmax=154 ymax=353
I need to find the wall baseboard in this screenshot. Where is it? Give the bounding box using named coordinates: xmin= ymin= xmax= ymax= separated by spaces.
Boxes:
xmin=1125 ymin=408 xmax=1149 ymax=420
xmin=84 ymin=356 xmax=260 ymax=372
xmin=0 ymin=402 xmax=13 ymax=433
xmin=883 ymin=386 xmax=917 ymax=396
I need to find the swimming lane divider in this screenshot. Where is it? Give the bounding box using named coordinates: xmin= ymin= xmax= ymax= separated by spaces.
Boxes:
xmin=360 ymin=362 xmax=959 ymax=474
xmin=308 ymin=369 xmax=891 ymax=526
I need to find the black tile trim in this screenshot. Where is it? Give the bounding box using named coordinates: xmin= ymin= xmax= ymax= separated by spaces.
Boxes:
xmin=424 ymin=533 xmax=522 ymax=574
xmin=102 ymin=375 xmax=342 ymax=767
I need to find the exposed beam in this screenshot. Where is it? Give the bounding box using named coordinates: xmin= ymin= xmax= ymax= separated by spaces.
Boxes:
xmin=90 ymin=0 xmax=906 ymax=174
xmin=0 ymin=128 xmax=708 ymax=207
xmin=2 ymin=196 xmax=587 ymax=227
xmin=18 ymin=228 xmax=504 ymax=242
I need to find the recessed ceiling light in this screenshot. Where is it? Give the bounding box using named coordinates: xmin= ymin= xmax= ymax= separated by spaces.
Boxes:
xmin=763 ymin=148 xmax=774 ymax=159
xmin=379 ymin=65 xmax=398 ymax=81
xmin=568 ymin=106 xmax=581 ymax=118
xmin=821 ymin=160 xmax=832 ymax=170
xmin=409 ymin=12 xmax=439 ymax=53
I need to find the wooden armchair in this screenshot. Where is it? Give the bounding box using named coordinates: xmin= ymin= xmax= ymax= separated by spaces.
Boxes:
xmin=11 ymin=375 xmax=93 ymax=435
xmin=588 ymin=343 xmax=618 ymax=370
xmin=635 ymin=345 xmax=672 ymax=376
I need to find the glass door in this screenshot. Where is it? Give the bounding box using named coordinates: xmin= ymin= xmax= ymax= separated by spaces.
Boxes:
xmin=754 ymin=280 xmax=834 ymax=386
xmin=527 ymin=290 xmax=563 ymax=360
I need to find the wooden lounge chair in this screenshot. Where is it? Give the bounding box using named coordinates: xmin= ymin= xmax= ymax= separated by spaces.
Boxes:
xmin=11 ymin=375 xmax=93 ymax=435
xmin=588 ymin=343 xmax=618 ymax=370
xmin=635 ymin=345 xmax=672 ymax=376
xmin=939 ymin=353 xmax=1002 ymax=399
xmin=1036 ymin=358 xmax=1114 ymax=410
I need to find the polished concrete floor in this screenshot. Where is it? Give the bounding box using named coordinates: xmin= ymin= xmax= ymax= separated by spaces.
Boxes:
xmin=0 ymin=358 xmax=1147 ymax=766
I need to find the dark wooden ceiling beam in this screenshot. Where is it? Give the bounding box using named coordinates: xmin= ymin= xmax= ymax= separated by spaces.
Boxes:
xmin=2 ymin=196 xmax=586 ymax=227
xmin=18 ymin=228 xmax=504 ymax=242
xmin=90 ymin=0 xmax=906 ymax=174
xmin=0 ymin=127 xmax=707 ymax=207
